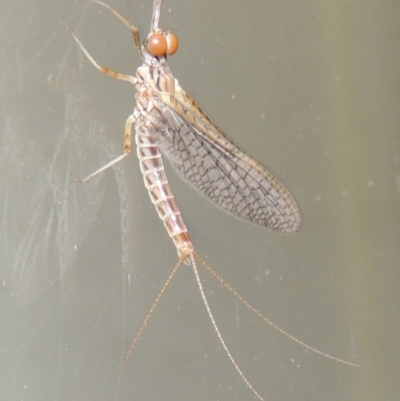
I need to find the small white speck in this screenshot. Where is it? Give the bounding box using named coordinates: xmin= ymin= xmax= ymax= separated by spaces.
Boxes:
xmin=367 ymin=180 xmax=374 ymax=187
xmin=231 ymin=94 xmax=236 ymax=99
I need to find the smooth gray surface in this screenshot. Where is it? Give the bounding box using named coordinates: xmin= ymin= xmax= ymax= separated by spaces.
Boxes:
xmin=1 ymin=1 xmax=399 ymax=400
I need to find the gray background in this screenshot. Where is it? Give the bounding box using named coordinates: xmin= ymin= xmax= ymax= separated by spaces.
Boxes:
xmin=1 ymin=1 xmax=399 ymax=400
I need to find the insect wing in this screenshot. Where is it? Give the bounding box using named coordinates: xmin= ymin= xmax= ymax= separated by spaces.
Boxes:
xmin=155 ymin=90 xmax=301 ymax=234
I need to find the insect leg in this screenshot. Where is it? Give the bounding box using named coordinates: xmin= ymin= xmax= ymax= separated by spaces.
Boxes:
xmin=92 ymin=1 xmax=142 ymax=53
xmin=77 ymin=113 xmax=134 ymax=182
xmin=68 ymin=28 xmax=135 ymax=83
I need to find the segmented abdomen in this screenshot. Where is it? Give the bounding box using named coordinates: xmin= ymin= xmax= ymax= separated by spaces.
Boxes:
xmin=135 ymin=125 xmax=193 ymax=257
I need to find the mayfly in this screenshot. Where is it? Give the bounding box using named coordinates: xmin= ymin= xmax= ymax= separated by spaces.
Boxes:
xmin=69 ymin=1 xmax=356 ymax=399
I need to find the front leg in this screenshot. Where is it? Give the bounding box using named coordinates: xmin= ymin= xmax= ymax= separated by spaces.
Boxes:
xmin=68 ymin=28 xmax=135 ymax=83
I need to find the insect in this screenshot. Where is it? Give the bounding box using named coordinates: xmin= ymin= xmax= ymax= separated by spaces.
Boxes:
xmin=69 ymin=1 xmax=357 ymax=399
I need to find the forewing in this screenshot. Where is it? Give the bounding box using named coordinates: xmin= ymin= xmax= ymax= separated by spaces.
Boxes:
xmin=155 ymin=103 xmax=301 ymax=234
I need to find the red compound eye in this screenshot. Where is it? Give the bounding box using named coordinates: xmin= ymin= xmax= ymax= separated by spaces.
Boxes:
xmin=166 ymin=32 xmax=179 ymax=55
xmin=147 ymin=32 xmax=167 ymax=57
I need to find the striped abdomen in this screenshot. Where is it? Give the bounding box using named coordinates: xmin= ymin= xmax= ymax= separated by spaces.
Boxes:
xmin=135 ymin=125 xmax=193 ymax=257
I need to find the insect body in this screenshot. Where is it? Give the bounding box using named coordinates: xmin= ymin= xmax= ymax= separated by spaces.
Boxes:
xmin=71 ymin=1 xmax=301 ymax=250
xmin=68 ymin=1 xmax=325 ymax=400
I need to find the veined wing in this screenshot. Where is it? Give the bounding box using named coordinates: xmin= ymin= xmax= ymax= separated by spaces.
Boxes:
xmin=154 ymin=85 xmax=301 ymax=234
